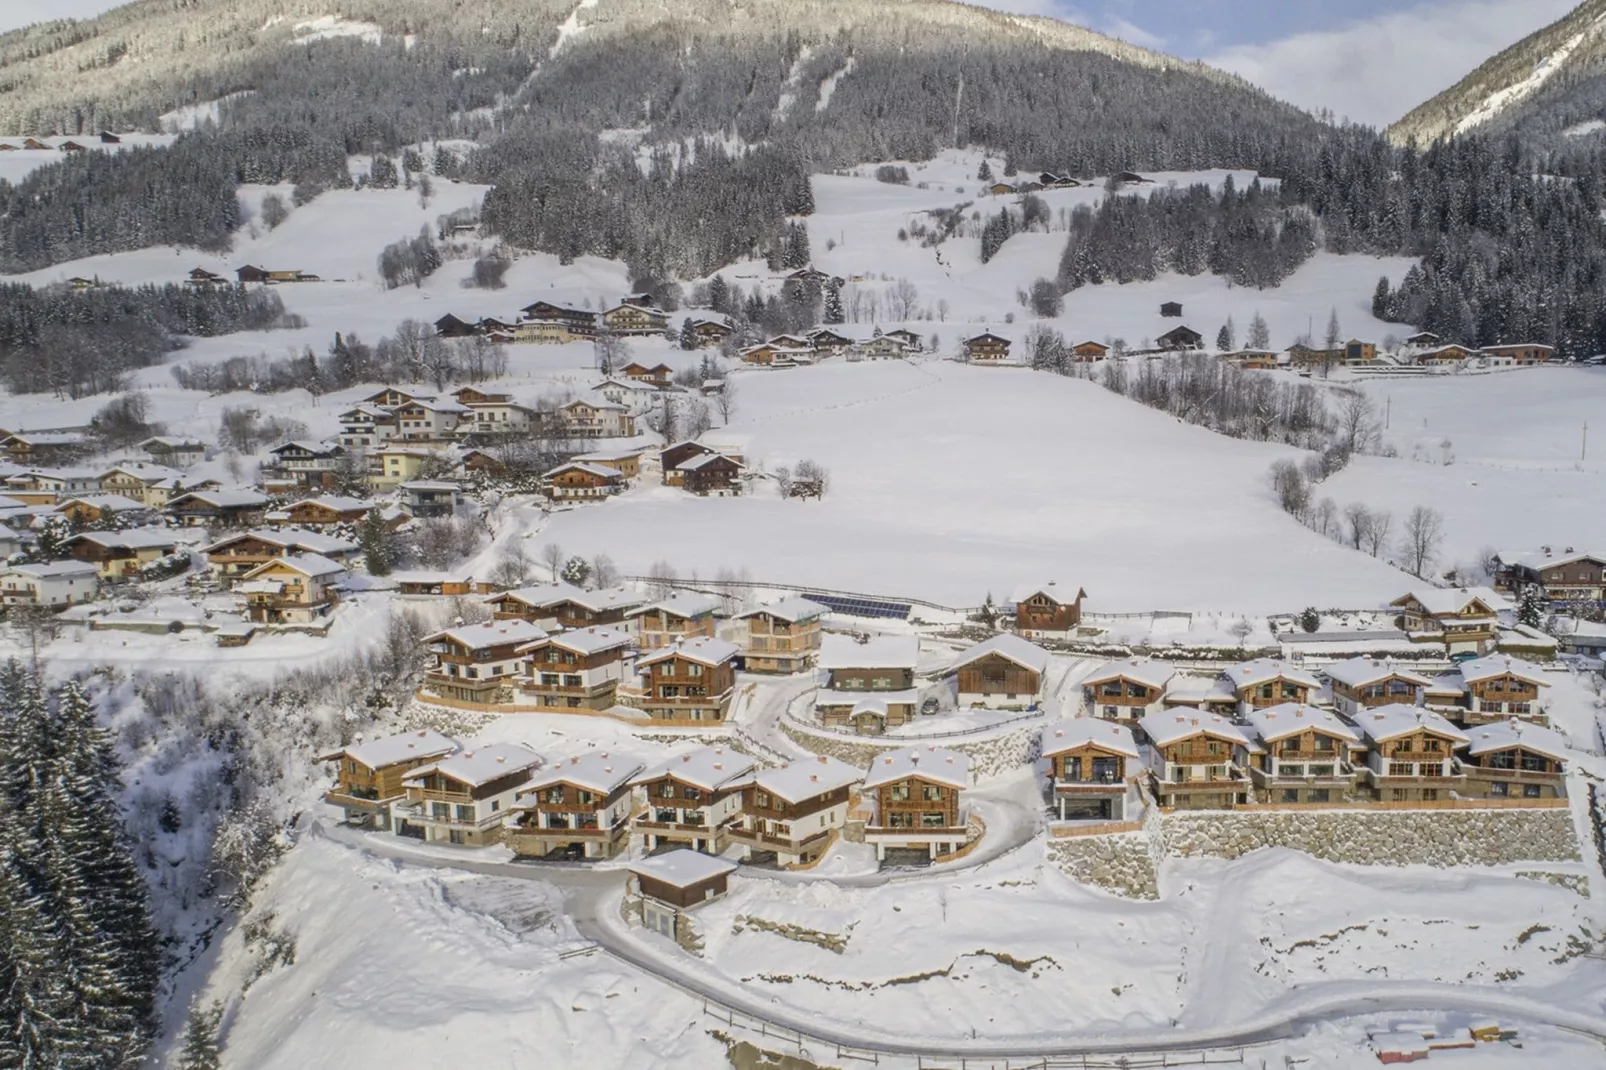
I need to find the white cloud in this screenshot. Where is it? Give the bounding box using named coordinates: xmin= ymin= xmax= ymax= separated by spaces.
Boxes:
xmin=1207 ymin=0 xmax=1578 ymax=128
xmin=1100 ymin=14 xmax=1165 ymax=50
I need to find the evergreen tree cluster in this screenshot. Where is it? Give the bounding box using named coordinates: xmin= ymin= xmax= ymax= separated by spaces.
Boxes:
xmin=0 ymin=665 xmax=159 ymax=1068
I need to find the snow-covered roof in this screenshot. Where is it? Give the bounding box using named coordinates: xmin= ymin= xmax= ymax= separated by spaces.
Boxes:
xmin=3 ymin=431 xmax=85 ymax=445
xmin=818 ymin=634 xmax=919 ymax=670
xmin=736 ymin=597 xmax=827 ymax=624
xmin=1009 ymin=580 xmax=1085 ymax=605
xmin=814 ymin=688 xmax=921 ymax=708
xmin=574 ymin=449 xmax=644 ymax=462
xmin=389 ymin=569 xmax=475 ymax=585
xmin=518 ymin=626 xmax=632 ymax=657
xmin=545 ymin=461 xmax=622 ymax=480
xmin=298 ymin=495 xmax=371 ymax=513
xmin=5 ymin=560 xmax=98 ymax=579
xmin=629 ymin=848 xmax=737 ymax=889
xmin=634 ymin=746 xmax=755 ymax=792
xmin=1458 ymin=654 xmax=1550 ymax=687
xmin=1242 ymin=703 xmax=1360 ymax=746
xmin=1040 ymin=717 xmax=1141 ymax=758
xmin=950 ymin=633 xmax=1049 ymax=675
xmin=518 ymin=752 xmax=644 ymax=796
xmin=339 ymin=403 xmax=393 ymax=419
xmin=56 ymin=493 xmax=145 ymax=513
xmin=170 ymin=489 xmax=268 ymax=508
xmin=1464 ymin=719 xmax=1568 ymax=761
xmin=202 ymin=528 xmax=357 ymax=555
xmin=399 ymin=480 xmax=462 ymax=493
xmin=402 ymin=397 xmax=470 ymax=414
xmin=1497 ymin=549 xmax=1606 ymax=570
xmin=861 ymin=746 xmax=970 ymax=790
xmin=1323 ymin=657 xmax=1434 ymax=690
xmin=319 ymin=729 xmax=457 ymax=770
xmin=1222 ymin=658 xmax=1322 ymax=692
xmin=1138 ymin=710 xmax=1252 ymax=748
xmin=68 ymin=528 xmax=179 ymax=550
xmin=1393 ymin=586 xmax=1508 ymax=617
xmin=492 ymin=583 xmax=645 ymax=613
xmin=101 ymin=462 xmax=185 ymax=482
xmin=244 ymin=553 xmax=347 ymax=580
xmin=1083 ymin=659 xmax=1178 ymax=691
xmin=737 ymin=755 xmax=863 ymax=803
xmin=1354 ymin=703 xmax=1469 ymax=745
xmin=428 ymin=618 xmax=548 ymax=649
xmin=677 ymin=452 xmax=743 ymax=472
xmin=402 ymin=743 xmax=542 ymax=788
xmin=270 ymin=439 xmax=341 ymax=456
xmin=637 ymin=635 xmax=740 ymax=669
xmin=627 ymin=593 xmax=722 ymax=620
xmin=1423 ymin=672 xmax=1468 ymax=697
xmin=140 ymin=436 xmax=207 ymax=450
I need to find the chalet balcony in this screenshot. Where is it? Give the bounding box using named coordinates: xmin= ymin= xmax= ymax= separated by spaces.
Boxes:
xmin=1459 ymin=764 xmax=1564 ymax=785
xmin=1053 ymin=775 xmax=1127 ymax=795
xmin=393 ymin=802 xmax=498 ymax=828
xmin=864 ymin=824 xmax=969 ymax=838
xmin=1249 ymin=761 xmax=1356 ymax=787
xmin=523 ymin=679 xmax=612 ymax=695
xmin=324 ymin=787 xmax=393 ymax=811
xmin=727 ymin=825 xmax=832 ymax=852
xmin=645 ymin=692 xmax=732 ymax=708
xmin=633 ymin=819 xmax=719 ymax=835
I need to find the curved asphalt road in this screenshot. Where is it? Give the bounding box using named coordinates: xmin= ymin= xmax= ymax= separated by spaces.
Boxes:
xmin=312 ymin=821 xmax=1606 ymax=1059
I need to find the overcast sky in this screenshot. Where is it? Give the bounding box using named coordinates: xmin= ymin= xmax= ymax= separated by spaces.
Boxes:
xmin=0 ymin=0 xmax=1579 ymax=127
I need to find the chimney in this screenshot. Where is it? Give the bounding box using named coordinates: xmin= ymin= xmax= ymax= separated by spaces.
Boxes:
xmin=496 ymin=756 xmax=506 ymax=764
xmin=817 ymin=755 xmax=828 ymax=764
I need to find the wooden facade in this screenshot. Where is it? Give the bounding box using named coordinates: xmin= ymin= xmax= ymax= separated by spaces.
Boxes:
xmin=1460 ymin=746 xmax=1565 ymax=800
xmin=955 ymin=653 xmax=1040 ymax=706
xmin=318 ymin=731 xmax=456 ymax=830
xmin=963 ymin=333 xmax=1013 ymax=362
xmin=1047 ymin=742 xmax=1130 ymax=820
xmin=741 ymin=607 xmax=823 ymax=674
xmin=638 ymin=646 xmax=738 ymax=722
xmin=1015 ymin=585 xmax=1086 ymax=637
xmin=521 ymin=633 xmax=630 ymax=709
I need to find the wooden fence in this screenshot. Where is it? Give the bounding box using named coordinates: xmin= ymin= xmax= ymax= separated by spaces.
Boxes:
xmin=412 ymin=691 xmax=724 ymax=730
xmin=1050 ymin=820 xmax=1145 ymax=839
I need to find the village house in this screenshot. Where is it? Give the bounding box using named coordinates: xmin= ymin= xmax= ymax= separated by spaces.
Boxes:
xmin=236 ymin=554 xmax=344 ymax=625
xmin=1139 ymin=710 xmax=1254 ymax=810
xmin=507 ymin=752 xmax=644 ymax=860
xmin=621 ymin=362 xmax=674 ymax=385
xmin=1405 ymin=331 xmax=1441 ymax=347
xmin=268 ymin=441 xmax=345 ymax=487
xmin=1013 ymin=581 xmax=1087 ymax=639
xmin=1156 ymin=325 xmax=1205 ymax=351
xmin=0 ymin=561 xmax=99 ymax=610
xmin=1222 ymin=659 xmax=1322 ymax=715
xmin=1354 ymin=705 xmax=1469 ymax=803
xmin=1041 ymin=718 xmax=1140 ymax=821
xmin=593 ymin=378 xmax=667 ymax=415
xmin=337 ymin=404 xmax=399 ymax=451
xmin=1219 ymin=349 xmax=1280 ymax=369
xmin=1241 ymin=703 xmax=1364 ymax=804
xmin=1081 ymin=659 xmax=1178 ymax=721
xmin=858 ymin=746 xmax=972 ymax=862
xmin=543 ymin=461 xmax=626 ymax=502
xmin=1459 ymin=720 xmax=1568 ymax=801
xmin=1159 ymin=673 xmax=1243 ymax=714
xmin=317 ymin=729 xmax=458 ymax=831
xmin=457 ymin=398 xmax=542 ymax=439
xmin=423 ymin=619 xmax=550 ymax=705
xmin=54 ymin=494 xmax=149 ymax=525
xmin=388 ymin=570 xmax=482 ymax=597
xmin=628 ymin=594 xmax=721 ymax=649
xmin=1390 ymin=588 xmax=1506 ymax=655
xmin=687 ymin=318 xmax=734 ymax=348
xmin=142 ymin=476 xmax=220 ymax=511
xmin=601 ymin=302 xmax=670 ymax=336
xmin=1159 ymin=301 xmax=1182 ymax=317
xmin=807 ymin=328 xmax=855 ymax=356
xmin=98 ymin=462 xmax=185 ymax=506
xmin=398 ymin=480 xmax=463 ymax=518
xmin=434 ymin=313 xmax=477 ymax=338
xmin=856 ymin=335 xmax=910 ymax=360
xmin=736 ymin=598 xmax=827 ymax=674
xmin=632 ymin=747 xmax=757 ymax=854
xmin=814 ymin=634 xmax=920 ymax=733
xmin=1325 ymin=658 xmax=1433 ymax=717
xmin=371 ymin=447 xmax=446 ymax=488
xmin=1 ymin=433 xmax=88 ymax=466
xmin=1456 ymin=654 xmax=1550 ymax=725
xmin=988 ymin=182 xmax=1018 ymax=195
xmin=948 ymin=633 xmax=1049 ymax=708
xmin=65 ymin=529 xmax=181 ymax=580
xmin=3 ymin=468 xmax=102 ymax=503
xmin=1493 ymin=548 xmax=1606 ymax=607
xmin=269 ymin=495 xmax=372 ymax=529
xmin=572 ymin=449 xmax=643 ymax=480
xmin=487 ymin=582 xmax=647 ymax=629
xmin=739 ymin=341 xmax=812 ymax=366
xmin=885 ymin=329 xmax=924 ymax=352
xmin=1071 ymin=340 xmax=1110 ymax=361
xmin=660 ymin=441 xmax=716 ymax=485
xmin=677 ymin=452 xmax=744 ymax=496
xmin=1480 ymin=343 xmax=1554 ymax=365
xmin=635 ymin=636 xmax=740 ymax=722
xmin=139 ymin=436 xmax=207 ymax=468
xmin=1411 ymin=343 xmax=1479 ymax=367
xmin=626 ymin=850 xmax=739 ymax=947
xmin=730 ymin=755 xmax=865 ymax=866
xmin=518 ymin=301 xmax=597 ymax=336
xmin=394 ymin=744 xmax=543 ymax=846
xmin=166 ymin=490 xmax=270 ymax=528
xmin=513 ymin=318 xmax=596 ymax=344
xmin=518 ymin=627 xmax=633 ymax=709
xmin=393 ymin=397 xmax=469 ymax=441
xmin=558 ymin=399 xmax=636 ymax=439
xmin=185 ymin=267 xmax=224 ymax=288
xmin=962 ymin=332 xmax=1013 ymax=364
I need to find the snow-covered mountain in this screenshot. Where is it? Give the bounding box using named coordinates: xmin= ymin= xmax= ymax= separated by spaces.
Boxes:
xmin=1388 ymin=0 xmax=1606 ymax=147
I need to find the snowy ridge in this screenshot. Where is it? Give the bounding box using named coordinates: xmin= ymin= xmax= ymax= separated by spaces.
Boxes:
xmin=549 ymin=0 xmax=600 ymax=60
xmin=1452 ymin=13 xmax=1606 ymax=136
xmin=291 ymin=16 xmax=383 ymax=46
xmin=815 ymin=56 xmax=855 ymax=113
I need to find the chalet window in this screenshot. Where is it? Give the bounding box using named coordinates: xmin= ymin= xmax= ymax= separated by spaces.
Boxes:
xmin=1206 ymin=741 xmax=1221 ymax=755
xmin=1258 ymin=684 xmax=1274 ymax=699
xmin=541 ymin=673 xmax=560 ymax=686
xmin=1489 ymin=782 xmax=1509 ymax=797
xmin=755 ymin=791 xmax=771 ymax=808
xmin=577 ymin=791 xmax=596 ymax=805
xmin=1092 ymin=758 xmax=1119 ymax=782
xmin=920 ymin=812 xmax=947 ymax=828
xmin=1421 ymin=789 xmax=1439 ymax=801
xmin=1126 ymin=683 xmax=1146 ymax=698
xmin=1308 ymin=764 xmax=1334 ymax=777
xmin=563 ymin=675 xmax=582 ymax=688
xmin=654 ymin=807 xmax=677 ymax=822
xmin=682 ymin=786 xmax=701 ymax=802
xmin=1280 ymin=738 xmax=1300 ymax=753
xmin=922 ymin=785 xmax=943 ymax=801
xmin=889 ymin=812 xmax=913 ymax=828
xmin=1422 ymin=739 xmax=1441 ymax=752
xmin=890 ymin=784 xmax=910 ymax=801
xmin=1519 ymin=755 xmax=1548 ymax=773
xmin=1523 ymin=783 xmax=1542 ymax=798
xmin=682 ymin=809 xmax=705 ymax=825
xmin=1419 ymin=763 xmax=1444 ymax=778
xmin=1280 ymin=789 xmax=1299 ymax=803
xmin=1100 ymin=683 xmax=1123 ymax=697
xmin=657 ymin=783 xmax=675 ymax=799
xmin=1488 ymin=753 xmax=1516 ymax=770
xmin=1388 ymin=762 xmax=1414 ymax=777
xmin=687 ymin=664 xmax=704 ymax=677
xmin=454 ymin=804 xmax=474 ymax=822
xmin=1314 ymin=736 xmax=1334 ymax=752
xmin=661 ymin=686 xmax=681 ymax=698
xmin=545 ymin=788 xmax=565 ymax=804
xmin=1280 ymin=764 xmax=1304 ymax=777
xmin=1388 ymin=681 xmax=1412 ymax=695
xmin=431 ymin=802 xmax=450 ymax=819
xmin=1510 ymin=702 xmax=1531 ymax=715
xmin=1061 ymin=757 xmax=1082 ymax=781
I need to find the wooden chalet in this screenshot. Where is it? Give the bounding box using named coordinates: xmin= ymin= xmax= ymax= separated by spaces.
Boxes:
xmin=949 ymin=633 xmax=1048 ymax=709
xmin=1041 ymin=718 xmax=1140 ymax=820
xmin=236 ymin=265 xmax=271 ymax=284
xmin=1081 ymin=659 xmax=1177 ymax=721
xmin=273 ymin=495 xmax=371 ymax=528
xmin=626 ymin=850 xmax=739 ymax=946
xmin=1457 ymin=655 xmax=1549 ymax=725
xmin=620 ymin=361 xmax=673 ymax=385
xmin=1 ymin=432 xmax=88 ymax=465
xmin=807 ymin=328 xmax=854 ymax=356
xmin=1493 ymin=548 xmax=1606 ymax=607
xmin=388 ymin=570 xmax=482 ymax=596
xmin=186 ymin=267 xmax=225 ymax=287
xmin=857 ymin=336 xmax=910 ymax=360
xmin=636 ymin=637 xmax=740 ymax=722
xmin=1156 ymin=325 xmax=1204 ymax=350
xmin=628 ymin=593 xmax=721 ymax=649
xmin=318 ymin=729 xmax=457 ymax=830
xmin=1354 ymin=705 xmax=1468 ymax=803
xmin=518 ymin=627 xmax=633 ymax=709
xmin=988 ymin=182 xmax=1018 ymax=195
xmin=507 ymin=752 xmax=644 ymax=860
xmin=1390 ymin=588 xmax=1505 ymax=655
xmin=237 ymin=554 xmax=345 ymax=625
xmin=99 ymin=131 xmax=121 ymax=144
xmin=423 ymin=619 xmax=549 ymax=704
xmin=543 ymin=461 xmax=625 ymax=502
xmin=54 ymin=494 xmax=146 ymax=525
xmin=557 ymin=399 xmax=635 ymax=439
xmin=737 ymin=597 xmax=827 ymax=674
xmin=434 ymin=313 xmax=477 ymax=338
xmin=166 ymin=490 xmax=270 ymax=528
xmin=963 ymin=332 xmax=1013 ymax=363
xmin=678 ymin=452 xmax=743 ymax=496
xmin=730 ymin=755 xmax=864 ymax=866
xmin=487 ymin=582 xmax=646 ymax=629
xmin=21 ymin=138 xmax=49 ymax=150
xmin=1242 ymin=703 xmax=1364 ymax=804
xmin=631 ymin=747 xmax=756 ymax=854
xmin=1071 ymin=340 xmax=1109 ymax=361
xmin=59 ymin=140 xmax=86 ymax=153
xmin=601 ymin=302 xmax=670 ymax=336
xmin=394 ymin=744 xmax=543 ymax=846
xmin=573 ymin=449 xmax=643 ymax=479
xmin=141 ymin=436 xmax=208 ymax=467
xmin=1481 ymin=343 xmax=1554 ymax=365
xmin=1220 ymin=349 xmax=1279 ymax=369
xmin=1411 ymin=343 xmax=1478 ymax=367
xmin=859 ymin=745 xmax=972 ymax=863
xmin=1404 ymin=331 xmax=1440 ymax=347
xmin=1222 ymin=658 xmax=1322 ymax=715
xmin=687 ymin=319 xmax=734 ymax=348
xmin=1013 ymin=581 xmax=1086 ymax=639
xmin=661 ymin=441 xmax=716 ymax=485
xmin=1159 ymin=301 xmax=1182 ymax=317
xmin=883 ymin=328 xmax=925 ymax=352
xmin=1460 ymin=720 xmax=1568 ymax=801
xmin=1139 ymin=710 xmax=1254 ymax=810
xmin=814 ymin=634 xmax=919 ymax=732
xmin=64 ymin=528 xmax=180 ymax=579
xmin=1325 ymin=658 xmax=1433 ymax=717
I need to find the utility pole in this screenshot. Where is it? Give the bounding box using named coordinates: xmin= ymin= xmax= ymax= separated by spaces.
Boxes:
xmin=1584 ymin=420 xmax=1589 ymax=462
xmin=1385 ymin=395 xmax=1391 ymax=429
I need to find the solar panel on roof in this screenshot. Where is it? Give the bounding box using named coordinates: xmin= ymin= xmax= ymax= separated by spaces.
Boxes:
xmin=808 ymin=593 xmax=912 ymax=620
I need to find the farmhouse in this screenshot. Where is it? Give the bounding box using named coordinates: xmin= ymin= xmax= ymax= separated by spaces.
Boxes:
xmin=629 ymin=594 xmax=721 ymax=649
xmin=268 ymin=441 xmax=345 ymax=487
xmin=1139 ymin=710 xmax=1254 ymax=810
xmin=517 ymin=627 xmax=633 ymax=709
xmin=388 ymin=570 xmax=480 ymax=596
xmin=1354 ymin=705 xmax=1469 ymax=803
xmin=963 ymin=332 xmax=1013 ymax=363
xmin=1012 ymin=581 xmax=1087 ymax=639
xmin=620 ymin=362 xmax=674 ymax=385
xmin=1072 ymin=340 xmax=1110 ymax=361
xmin=1411 ymin=343 xmax=1478 ymax=367
xmin=185 ymin=268 xmax=224 ymax=288
xmin=1156 ymin=325 xmax=1204 ymax=351
xmin=99 ymin=462 xmax=185 ymax=505
xmin=1082 ymin=660 xmax=1177 ymax=721
xmin=1390 ymin=588 xmax=1505 ymax=655
xmin=318 ymin=729 xmax=458 ymax=831
xmin=859 ymin=746 xmax=971 ymax=862
xmin=1325 ymin=658 xmax=1433 ymax=717
xmin=543 ymin=461 xmax=626 ymax=502
xmin=1493 ymin=548 xmax=1606 ymax=606
xmin=372 ymin=447 xmax=446 ymax=488
xmin=730 ymin=755 xmax=864 ymax=866
xmin=1459 ymin=720 xmax=1568 ymax=801
xmin=0 ymin=561 xmax=99 ymax=609
xmin=572 ymin=448 xmax=643 ymax=479
xmin=557 ymin=399 xmax=636 ymax=439
xmin=737 ymin=598 xmax=826 ymax=674
xmin=507 ymin=752 xmax=644 ymax=860
xmin=395 ymin=744 xmax=543 ymax=846
xmin=807 ymin=328 xmax=854 ymax=356
xmin=1041 ymin=718 xmax=1140 ymax=821
xmin=677 ymin=452 xmax=744 ymax=496
xmin=54 ymin=494 xmax=147 ymax=525
xmin=857 ymin=336 xmax=910 ymax=360
xmin=237 ymin=554 xmax=345 ymax=625
xmin=424 ymin=619 xmax=549 ymax=704
xmin=661 ymin=441 xmax=716 ymax=485
xmin=1219 ymin=349 xmax=1279 ymax=369
xmin=1241 ymin=703 xmax=1364 ymax=804
xmin=1 ymin=433 xmax=88 ymax=465
xmin=949 ymin=633 xmax=1049 ymax=708
xmin=632 ymin=747 xmax=757 ymax=854
xmin=337 ymin=404 xmax=398 ymax=450
xmin=815 ymin=634 xmax=920 ymax=732
xmin=636 ymin=636 xmax=740 ymax=722
xmin=601 ymin=302 xmax=670 ymax=335
xmin=1456 ymin=654 xmax=1549 ymax=725
xmin=393 ymin=397 xmax=469 ymax=440
xmin=687 ymin=318 xmax=734 ymax=348
xmin=1159 ymin=302 xmax=1182 ymax=318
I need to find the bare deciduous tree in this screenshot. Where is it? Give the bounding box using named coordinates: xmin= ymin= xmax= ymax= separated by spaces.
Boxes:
xmin=715 ymin=380 xmax=737 ymax=425
xmin=1342 ymin=502 xmax=1373 ymax=549
xmin=1400 ymin=505 xmax=1444 ymax=577
xmin=539 ymin=542 xmax=565 ymax=581
xmin=1267 ymin=459 xmax=1308 ymax=518
xmin=647 ymin=560 xmax=678 ymax=598
xmin=1365 ymin=508 xmax=1392 ymax=558
xmin=592 ymin=554 xmax=618 ymax=589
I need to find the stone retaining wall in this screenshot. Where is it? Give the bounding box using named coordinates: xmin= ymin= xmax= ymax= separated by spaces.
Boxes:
xmin=778 ymin=720 xmax=1039 ymax=779
xmin=1044 ymin=832 xmax=1159 ymax=900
